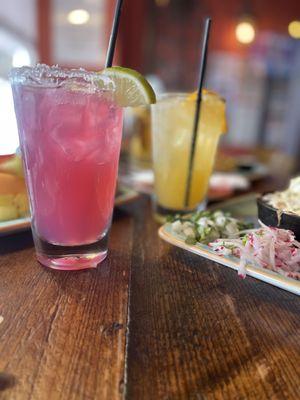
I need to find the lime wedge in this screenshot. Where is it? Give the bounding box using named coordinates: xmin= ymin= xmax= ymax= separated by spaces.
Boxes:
xmin=102 ymin=67 xmax=156 ymax=107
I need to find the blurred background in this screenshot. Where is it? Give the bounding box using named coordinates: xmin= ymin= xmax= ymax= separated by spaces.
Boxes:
xmin=1 ymin=0 xmax=300 ymax=175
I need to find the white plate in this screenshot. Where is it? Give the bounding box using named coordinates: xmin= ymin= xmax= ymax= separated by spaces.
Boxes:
xmin=0 ymin=217 xmax=31 ymax=236
xmin=159 ymin=224 xmax=300 ymax=296
xmin=115 ymin=186 xmax=139 ymax=206
xmin=0 ymin=187 xmax=138 ymax=237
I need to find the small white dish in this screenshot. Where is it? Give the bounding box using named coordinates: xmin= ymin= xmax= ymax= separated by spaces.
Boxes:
xmin=159 ymin=223 xmax=300 ymax=296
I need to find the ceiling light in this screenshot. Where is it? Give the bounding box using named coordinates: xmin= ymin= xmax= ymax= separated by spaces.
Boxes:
xmin=235 ymin=21 xmax=256 ymax=44
xmin=67 ymin=9 xmax=90 ymax=25
xmin=288 ymin=21 xmax=300 ymax=39
xmin=155 ymin=0 xmax=170 ymax=6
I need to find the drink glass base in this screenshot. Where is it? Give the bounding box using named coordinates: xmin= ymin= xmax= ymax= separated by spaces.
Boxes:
xmin=36 ymin=251 xmax=107 ymax=271
xmin=33 ymin=233 xmax=109 ymax=271
xmin=153 ymin=201 xmax=207 ymax=224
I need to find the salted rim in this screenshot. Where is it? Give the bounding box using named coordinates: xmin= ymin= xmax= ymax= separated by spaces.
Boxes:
xmin=9 ymin=64 xmax=115 ymax=91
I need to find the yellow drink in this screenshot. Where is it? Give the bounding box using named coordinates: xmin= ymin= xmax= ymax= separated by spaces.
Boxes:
xmin=151 ymin=91 xmax=226 ymax=220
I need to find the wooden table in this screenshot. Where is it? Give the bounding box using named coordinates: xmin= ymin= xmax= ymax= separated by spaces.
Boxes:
xmin=0 ymin=195 xmax=299 ymax=399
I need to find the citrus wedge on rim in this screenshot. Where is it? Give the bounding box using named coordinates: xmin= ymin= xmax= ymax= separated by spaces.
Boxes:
xmin=102 ymin=67 xmax=156 ymax=107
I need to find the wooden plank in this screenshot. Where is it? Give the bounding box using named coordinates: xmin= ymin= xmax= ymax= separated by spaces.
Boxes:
xmin=0 ymin=212 xmax=132 ymax=399
xmin=0 ymin=196 xmax=300 ymax=399
xmin=124 ymin=199 xmax=300 ymax=399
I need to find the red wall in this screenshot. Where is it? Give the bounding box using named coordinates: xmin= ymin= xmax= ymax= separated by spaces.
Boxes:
xmin=37 ymin=0 xmax=300 ymax=75
xmin=209 ymin=0 xmax=300 ymax=54
xmin=119 ymin=0 xmax=300 ymax=73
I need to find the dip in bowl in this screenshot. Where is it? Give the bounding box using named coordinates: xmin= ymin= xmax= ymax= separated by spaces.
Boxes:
xmin=257 ymin=177 xmax=300 ymax=240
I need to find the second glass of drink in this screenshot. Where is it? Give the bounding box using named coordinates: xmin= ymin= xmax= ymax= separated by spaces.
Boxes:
xmin=151 ymin=91 xmax=226 ymax=223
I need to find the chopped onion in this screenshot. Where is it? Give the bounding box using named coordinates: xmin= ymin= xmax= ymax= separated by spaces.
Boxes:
xmin=210 ymin=222 xmax=300 ymax=280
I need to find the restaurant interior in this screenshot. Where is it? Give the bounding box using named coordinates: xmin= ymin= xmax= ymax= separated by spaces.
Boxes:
xmin=0 ymin=0 xmax=300 ymax=399
xmin=1 ymin=0 xmax=300 ymax=164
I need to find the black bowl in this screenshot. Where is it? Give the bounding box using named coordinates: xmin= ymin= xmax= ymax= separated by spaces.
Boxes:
xmin=257 ymin=197 xmax=300 ymax=240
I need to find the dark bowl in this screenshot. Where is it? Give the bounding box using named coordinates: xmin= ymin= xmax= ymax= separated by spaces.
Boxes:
xmin=257 ymin=196 xmax=300 ymax=240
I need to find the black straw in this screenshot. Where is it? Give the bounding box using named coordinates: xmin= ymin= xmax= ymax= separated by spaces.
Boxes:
xmin=184 ymin=17 xmax=212 ymax=207
xmin=105 ymin=0 xmax=124 ymax=68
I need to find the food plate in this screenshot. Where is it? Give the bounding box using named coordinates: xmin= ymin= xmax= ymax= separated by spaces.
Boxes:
xmin=0 ymin=217 xmax=31 ymax=236
xmin=115 ymin=186 xmax=139 ymax=205
xmin=0 ymin=186 xmax=139 ymax=236
xmin=159 ymin=194 xmax=300 ymax=296
xmin=159 ymin=223 xmax=300 ymax=296
xmin=235 ymin=161 xmax=269 ymax=181
xmin=118 ymin=168 xmax=154 ymax=194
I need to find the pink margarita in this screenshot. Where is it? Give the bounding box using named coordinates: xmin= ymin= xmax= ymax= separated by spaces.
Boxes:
xmin=10 ymin=65 xmax=123 ymax=270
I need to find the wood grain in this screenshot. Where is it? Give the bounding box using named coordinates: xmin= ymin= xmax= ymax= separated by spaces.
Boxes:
xmin=124 ymin=198 xmax=300 ymax=400
xmin=0 ymin=195 xmax=300 ymax=399
xmin=0 ymin=212 xmax=132 ymax=400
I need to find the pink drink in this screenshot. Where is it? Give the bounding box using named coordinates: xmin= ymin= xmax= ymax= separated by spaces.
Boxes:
xmin=10 ymin=65 xmax=123 ymax=270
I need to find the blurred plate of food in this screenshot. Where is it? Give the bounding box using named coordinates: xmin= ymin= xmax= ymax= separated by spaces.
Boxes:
xmin=115 ymin=185 xmax=140 ymax=206
xmin=0 ymin=187 xmax=139 ymax=236
xmin=119 ymin=166 xmax=250 ymax=202
xmin=214 ymin=149 xmax=269 ymax=181
xmin=119 ymin=168 xmax=154 ymax=194
xmin=208 ymin=172 xmax=250 ymax=201
xmin=207 ymin=149 xmax=269 ymax=201
xmin=0 ymin=216 xmax=31 ymax=236
xmin=0 ymin=153 xmax=139 ymax=236
xmin=119 ymin=169 xmax=252 ymax=203
xmin=0 ymin=154 xmax=31 ymax=235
